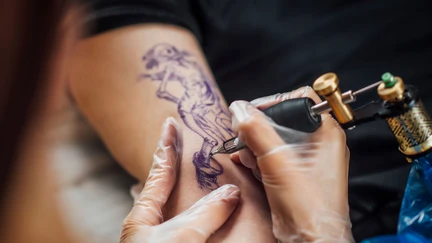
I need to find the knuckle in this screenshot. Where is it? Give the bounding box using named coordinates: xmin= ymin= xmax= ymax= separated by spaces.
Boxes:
xmin=120 ymin=219 xmax=139 ymax=241
xmin=151 ymin=158 xmax=176 ymax=178
xmin=300 ymin=86 xmax=321 ymax=103
xmin=275 ymin=92 xmax=292 ymax=102
xmin=163 ymin=163 xmax=176 ymax=179
xmin=120 ymin=219 xmax=153 ymax=242
xmin=325 ymin=117 xmax=346 ymax=143
xmin=121 ymin=218 xmax=135 ymax=231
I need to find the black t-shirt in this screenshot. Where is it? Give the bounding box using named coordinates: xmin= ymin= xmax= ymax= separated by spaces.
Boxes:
xmin=83 ymin=0 xmax=432 ymax=240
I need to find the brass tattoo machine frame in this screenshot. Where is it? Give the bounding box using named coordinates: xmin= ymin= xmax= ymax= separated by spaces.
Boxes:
xmin=313 ymin=72 xmax=432 ymax=161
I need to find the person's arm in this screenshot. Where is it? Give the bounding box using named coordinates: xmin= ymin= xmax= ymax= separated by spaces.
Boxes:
xmin=69 ymin=23 xmax=276 ymax=242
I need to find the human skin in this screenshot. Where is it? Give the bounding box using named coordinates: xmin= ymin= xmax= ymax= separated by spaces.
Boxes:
xmin=69 ymin=24 xmax=276 ymax=242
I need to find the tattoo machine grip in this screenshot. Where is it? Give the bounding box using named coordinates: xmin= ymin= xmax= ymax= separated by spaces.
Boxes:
xmin=211 ymin=97 xmax=322 ymax=156
xmin=262 ymin=98 xmax=322 ymax=133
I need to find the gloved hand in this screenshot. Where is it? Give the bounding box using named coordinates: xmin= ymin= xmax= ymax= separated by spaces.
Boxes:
xmin=121 ymin=117 xmax=241 ymax=243
xmin=230 ymin=87 xmax=324 ymax=174
xmin=229 ymin=86 xmax=354 ymax=243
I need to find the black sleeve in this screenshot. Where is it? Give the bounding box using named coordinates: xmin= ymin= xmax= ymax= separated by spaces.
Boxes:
xmin=82 ymin=0 xmax=202 ymax=43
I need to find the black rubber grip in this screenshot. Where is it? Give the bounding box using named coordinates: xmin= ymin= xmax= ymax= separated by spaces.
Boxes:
xmin=262 ymin=98 xmax=321 ymax=133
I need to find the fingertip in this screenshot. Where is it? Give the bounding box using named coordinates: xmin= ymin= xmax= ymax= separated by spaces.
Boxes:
xmin=230 ymin=152 xmax=241 ymax=164
xmin=319 ymin=114 xmax=347 ymax=143
xmin=167 ymin=117 xmax=183 ymax=142
xmin=320 ymin=114 xmax=339 ymax=129
xmin=250 ymin=93 xmax=284 ymax=109
xmin=175 ymin=184 xmax=240 ymax=240
xmin=158 ymin=117 xmax=183 ymax=172
xmin=215 ymin=184 xmax=241 ymax=210
xmin=215 ymin=184 xmax=240 ymax=200
xmin=221 ymin=187 xmax=241 ymax=207
xmin=161 ymin=117 xmax=181 ymax=146
xmin=219 ymin=183 xmax=240 ymax=193
xmin=298 ymin=86 xmax=322 ymax=104
xmin=195 ymin=184 xmax=240 ymax=208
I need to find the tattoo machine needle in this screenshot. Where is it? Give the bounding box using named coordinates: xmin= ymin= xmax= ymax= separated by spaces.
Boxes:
xmin=210 ymin=81 xmax=381 ymax=156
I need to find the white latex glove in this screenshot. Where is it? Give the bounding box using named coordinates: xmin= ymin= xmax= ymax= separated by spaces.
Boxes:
xmin=229 ymin=87 xmax=354 ymax=243
xmin=230 ymin=87 xmax=323 ymax=175
xmin=121 ymin=117 xmax=240 ymax=243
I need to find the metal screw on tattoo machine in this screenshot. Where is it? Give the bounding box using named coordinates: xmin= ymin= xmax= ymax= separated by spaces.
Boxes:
xmin=312 ymin=72 xmax=432 ymax=241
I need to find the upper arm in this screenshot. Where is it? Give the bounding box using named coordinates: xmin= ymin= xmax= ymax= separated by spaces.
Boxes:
xmin=69 ymin=24 xmax=226 ymax=181
xmin=69 ymin=22 xmax=276 ymax=243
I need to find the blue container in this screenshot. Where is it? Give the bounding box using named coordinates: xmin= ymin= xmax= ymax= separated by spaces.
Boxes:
xmin=361 ymin=155 xmax=432 ymax=243
xmin=397 ymin=154 xmax=432 ymax=241
xmin=361 ymin=232 xmax=429 ymax=243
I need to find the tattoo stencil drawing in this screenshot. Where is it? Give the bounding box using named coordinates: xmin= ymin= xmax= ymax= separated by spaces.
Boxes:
xmin=139 ymin=43 xmax=234 ymax=190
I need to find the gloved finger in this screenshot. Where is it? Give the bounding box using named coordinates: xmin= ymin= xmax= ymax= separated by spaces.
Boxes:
xmin=231 ymin=149 xmax=257 ymax=169
xmin=123 ymin=117 xmax=183 ymax=227
xmin=162 ymin=184 xmax=240 ymax=241
xmin=250 ymin=86 xmax=322 ymax=110
xmin=231 ymin=149 xmax=259 ymax=179
xmin=239 ymin=148 xmax=257 ymax=169
xmin=230 ymin=152 xmax=241 ymax=164
xmin=312 ymin=116 xmax=350 ymax=216
xmin=230 ymin=100 xmax=287 ymax=158
xmin=256 ymin=115 xmax=349 ymax=229
xmin=311 ymin=114 xmax=348 ymax=172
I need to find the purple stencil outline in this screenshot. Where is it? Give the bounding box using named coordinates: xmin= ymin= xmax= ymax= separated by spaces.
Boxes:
xmin=139 ymin=43 xmax=234 ymax=190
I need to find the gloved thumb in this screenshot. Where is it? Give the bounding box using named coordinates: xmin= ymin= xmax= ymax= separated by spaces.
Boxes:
xmin=123 ymin=117 xmax=182 ymax=229
xmin=161 ymin=184 xmax=240 ymax=241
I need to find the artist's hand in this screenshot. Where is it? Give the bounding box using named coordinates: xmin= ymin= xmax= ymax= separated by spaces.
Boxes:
xmin=229 ymin=87 xmax=354 ymax=243
xmin=121 ymin=117 xmax=240 ymax=243
xmin=230 ymin=87 xmax=326 ymax=175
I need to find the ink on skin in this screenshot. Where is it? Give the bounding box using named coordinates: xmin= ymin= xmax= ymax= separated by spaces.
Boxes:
xmin=139 ymin=43 xmax=234 ymax=190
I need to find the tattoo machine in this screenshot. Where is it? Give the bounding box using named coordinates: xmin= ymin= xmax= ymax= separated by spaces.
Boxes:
xmin=211 ymin=72 xmax=432 ymax=161
xmin=210 ymin=73 xmax=380 ymax=156
xmin=313 ymin=74 xmax=432 ymax=241
xmin=312 ymin=73 xmax=432 ymax=240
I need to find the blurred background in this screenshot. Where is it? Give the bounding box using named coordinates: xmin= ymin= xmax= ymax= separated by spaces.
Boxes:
xmin=51 ymin=97 xmax=135 ymax=243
